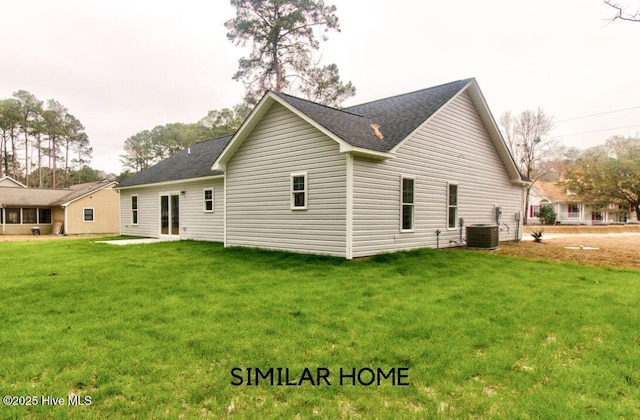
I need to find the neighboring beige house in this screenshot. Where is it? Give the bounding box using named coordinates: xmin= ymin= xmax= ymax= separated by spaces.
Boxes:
xmin=118 ymin=78 xmax=528 ymax=258
xmin=528 ymin=181 xmax=637 ymax=225
xmin=0 ymin=178 xmax=120 ymax=235
xmin=0 ymin=176 xmax=27 ymax=188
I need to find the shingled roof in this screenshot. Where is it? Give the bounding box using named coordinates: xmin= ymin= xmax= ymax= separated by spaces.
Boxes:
xmin=118 ymin=135 xmax=232 ymax=188
xmin=533 ymin=182 xmax=577 ymax=203
xmin=272 ymin=79 xmax=473 ymax=152
xmin=0 ymin=180 xmax=117 ymax=207
xmin=213 ymin=78 xmax=524 ymax=184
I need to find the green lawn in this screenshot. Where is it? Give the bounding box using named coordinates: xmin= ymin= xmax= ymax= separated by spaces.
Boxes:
xmin=1 ymin=239 xmax=639 ymax=418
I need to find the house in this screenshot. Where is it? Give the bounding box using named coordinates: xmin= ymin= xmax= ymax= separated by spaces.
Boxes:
xmin=117 ymin=78 xmax=528 ymax=258
xmin=0 ymin=178 xmax=120 ymax=235
xmin=0 ymin=176 xmax=27 ymax=188
xmin=528 ymin=181 xmax=637 ymax=225
xmin=117 ymin=137 xmax=231 ymax=241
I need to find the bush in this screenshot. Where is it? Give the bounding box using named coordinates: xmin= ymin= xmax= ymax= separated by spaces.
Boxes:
xmin=539 ymin=205 xmax=557 ymax=225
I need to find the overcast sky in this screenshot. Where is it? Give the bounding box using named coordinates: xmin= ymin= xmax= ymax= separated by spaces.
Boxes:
xmin=1 ymin=0 xmax=639 ymax=174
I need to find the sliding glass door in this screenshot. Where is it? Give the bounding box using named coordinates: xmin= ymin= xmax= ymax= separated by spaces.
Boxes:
xmin=160 ymin=193 xmax=180 ymax=237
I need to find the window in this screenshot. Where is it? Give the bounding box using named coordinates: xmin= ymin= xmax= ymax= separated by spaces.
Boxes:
xmin=203 ymin=188 xmax=214 ymax=212
xmin=568 ymin=204 xmax=579 ymax=218
xmin=83 ymin=208 xmax=95 ymax=222
xmin=39 ymin=208 xmax=52 ymax=224
xmin=401 ymin=176 xmax=415 ymax=231
xmin=530 ymin=205 xmax=541 ymax=218
xmin=22 ymin=208 xmax=37 ymax=224
xmin=6 ymin=208 xmax=20 ymax=224
xmin=131 ymin=195 xmax=139 ymax=224
xmin=448 ymin=183 xmax=458 ymax=228
xmin=291 ymin=173 xmax=307 ymax=210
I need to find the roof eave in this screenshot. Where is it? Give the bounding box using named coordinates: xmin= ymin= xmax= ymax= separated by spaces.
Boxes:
xmin=340 ymin=144 xmax=394 ymax=159
xmin=212 ymin=92 xmax=277 ymax=171
xmin=513 ymin=179 xmax=532 ymax=187
xmin=464 ymin=80 xmax=527 ymax=185
xmin=115 ymin=175 xmax=224 ymax=191
xmin=0 ymin=176 xmax=27 ymax=188
xmin=57 ymin=181 xmax=118 ymax=206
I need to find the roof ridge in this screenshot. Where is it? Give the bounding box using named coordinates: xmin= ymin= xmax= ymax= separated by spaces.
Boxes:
xmin=271 ymin=91 xmax=366 ymax=118
xmin=190 ymin=134 xmax=235 ymax=146
xmin=345 ymin=78 xmax=474 ymax=110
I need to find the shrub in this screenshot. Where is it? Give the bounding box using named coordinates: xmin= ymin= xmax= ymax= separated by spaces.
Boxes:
xmin=531 ymin=228 xmax=544 ymax=242
xmin=539 ymin=205 xmax=557 ymax=225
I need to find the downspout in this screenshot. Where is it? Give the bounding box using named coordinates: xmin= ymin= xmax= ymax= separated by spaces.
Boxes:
xmin=223 ymin=173 xmax=227 ymax=247
xmin=63 ymin=205 xmax=68 ymax=235
xmin=345 ymin=153 xmax=354 ymax=260
xmin=1 ymin=203 xmax=5 ymax=235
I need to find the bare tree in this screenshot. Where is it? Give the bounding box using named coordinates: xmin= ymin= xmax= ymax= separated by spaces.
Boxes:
xmin=500 ymin=108 xmax=555 ymax=224
xmin=605 ymin=0 xmax=640 ymax=22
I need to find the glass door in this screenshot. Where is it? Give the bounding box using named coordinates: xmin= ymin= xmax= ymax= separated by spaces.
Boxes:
xmin=160 ymin=193 xmax=179 ymax=237
xmin=171 ymin=194 xmax=179 ymax=235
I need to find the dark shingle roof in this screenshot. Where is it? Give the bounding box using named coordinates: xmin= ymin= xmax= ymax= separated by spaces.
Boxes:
xmin=271 ymin=92 xmax=378 ymax=150
xmin=118 ymin=136 xmax=232 ymax=188
xmin=273 ymin=79 xmax=472 ymax=152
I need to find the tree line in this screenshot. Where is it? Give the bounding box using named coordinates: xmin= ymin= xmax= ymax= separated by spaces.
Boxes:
xmin=120 ymin=105 xmax=250 ymax=174
xmin=0 ymin=91 xmax=94 ymax=189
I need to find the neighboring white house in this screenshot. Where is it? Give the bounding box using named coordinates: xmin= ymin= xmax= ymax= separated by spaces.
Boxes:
xmin=528 ymin=181 xmax=637 ymax=225
xmin=117 ymin=78 xmax=528 ymax=258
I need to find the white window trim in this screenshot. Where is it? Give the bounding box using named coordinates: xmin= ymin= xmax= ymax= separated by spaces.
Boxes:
xmin=131 ymin=195 xmax=139 ymax=225
xmin=203 ymin=188 xmax=215 ymax=213
xmin=291 ymin=172 xmax=308 ymax=210
xmin=400 ymin=175 xmax=415 ymax=232
xmin=447 ymin=182 xmax=458 ymax=230
xmin=83 ymin=207 xmax=95 ymax=223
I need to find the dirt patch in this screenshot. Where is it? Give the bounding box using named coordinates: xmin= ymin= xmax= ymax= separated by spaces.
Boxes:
xmin=525 ymin=224 xmax=640 ymax=235
xmin=496 ymin=233 xmax=640 ymax=270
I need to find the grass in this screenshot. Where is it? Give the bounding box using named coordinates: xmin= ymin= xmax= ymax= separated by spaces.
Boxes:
xmin=0 ymin=239 xmax=639 ymax=418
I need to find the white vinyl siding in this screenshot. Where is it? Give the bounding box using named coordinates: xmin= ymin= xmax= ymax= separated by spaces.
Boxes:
xmin=225 ymin=102 xmax=347 ymax=257
xmin=119 ymin=178 xmax=224 ymax=241
xmin=351 ymin=90 xmax=523 ymax=257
